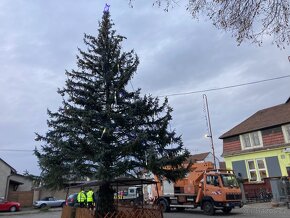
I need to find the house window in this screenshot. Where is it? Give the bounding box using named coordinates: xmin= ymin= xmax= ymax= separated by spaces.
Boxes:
xmin=246 ymin=159 xmax=267 ymax=182
xmin=240 ymin=131 xmax=263 ymax=150
xmin=256 ymin=159 xmax=267 ymax=180
xmin=282 ymin=124 xmax=290 ymax=143
xmin=247 ymin=160 xmax=257 ymax=181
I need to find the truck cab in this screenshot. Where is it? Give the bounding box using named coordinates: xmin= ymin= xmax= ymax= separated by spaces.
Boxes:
xmin=155 ymin=163 xmax=243 ymax=215
xmin=115 ymin=186 xmax=143 ymax=205
xmin=123 ymin=187 xmax=142 ymax=200
xmin=200 ymin=171 xmax=242 ymax=214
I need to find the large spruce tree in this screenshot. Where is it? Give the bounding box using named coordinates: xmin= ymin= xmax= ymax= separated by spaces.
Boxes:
xmin=35 ymin=9 xmax=189 ymax=214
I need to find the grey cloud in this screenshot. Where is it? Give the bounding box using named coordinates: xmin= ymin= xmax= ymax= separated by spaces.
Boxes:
xmin=0 ymin=0 xmax=289 ymax=175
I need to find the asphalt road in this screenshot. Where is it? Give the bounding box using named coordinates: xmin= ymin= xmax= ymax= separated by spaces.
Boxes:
xmin=2 ymin=206 xmax=290 ymax=218
xmin=164 ymin=207 xmax=290 ymax=218
xmin=0 ymin=210 xmax=60 ymax=218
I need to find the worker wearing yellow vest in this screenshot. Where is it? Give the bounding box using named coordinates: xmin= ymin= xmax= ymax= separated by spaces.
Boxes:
xmin=77 ymin=188 xmax=87 ymax=208
xmin=86 ymin=188 xmax=95 ymax=209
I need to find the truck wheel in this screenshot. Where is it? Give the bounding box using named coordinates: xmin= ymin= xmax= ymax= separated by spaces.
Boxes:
xmin=203 ymin=201 xmax=215 ymax=215
xmin=222 ymin=207 xmax=232 ymax=214
xmin=158 ymin=200 xmax=170 ymax=213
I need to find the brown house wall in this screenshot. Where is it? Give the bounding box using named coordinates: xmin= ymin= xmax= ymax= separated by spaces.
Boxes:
xmin=8 ymin=191 xmax=33 ymax=207
xmin=223 ymin=136 xmax=241 ymax=154
xmin=223 ymin=126 xmax=286 ymax=155
xmin=39 ymin=187 xmax=81 ymax=200
xmin=262 ymin=127 xmax=285 ymax=147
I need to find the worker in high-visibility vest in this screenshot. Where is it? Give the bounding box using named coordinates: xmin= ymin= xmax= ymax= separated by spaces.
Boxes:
xmin=86 ymin=188 xmax=95 ymax=209
xmin=77 ymin=189 xmax=87 ymax=208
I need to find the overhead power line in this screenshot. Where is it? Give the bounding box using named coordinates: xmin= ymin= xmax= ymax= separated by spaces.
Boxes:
xmin=158 ymin=74 xmax=290 ymax=97
xmin=0 ymin=149 xmax=33 ymax=152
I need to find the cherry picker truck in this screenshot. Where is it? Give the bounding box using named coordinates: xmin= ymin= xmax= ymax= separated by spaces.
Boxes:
xmin=154 ymin=162 xmax=243 ymax=215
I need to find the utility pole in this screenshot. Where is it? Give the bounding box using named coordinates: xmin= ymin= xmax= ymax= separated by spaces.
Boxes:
xmin=203 ymin=94 xmax=217 ymax=169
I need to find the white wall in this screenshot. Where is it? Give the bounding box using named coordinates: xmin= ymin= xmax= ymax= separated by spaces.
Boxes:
xmin=10 ymin=174 xmax=33 ymax=191
xmin=0 ymin=161 xmax=11 ymax=197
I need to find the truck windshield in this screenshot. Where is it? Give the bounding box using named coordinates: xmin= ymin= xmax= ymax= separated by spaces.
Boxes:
xmin=221 ymin=174 xmax=239 ymax=188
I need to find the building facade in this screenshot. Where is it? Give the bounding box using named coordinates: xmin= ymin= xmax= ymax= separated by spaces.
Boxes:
xmin=0 ymin=158 xmax=17 ymax=197
xmin=0 ymin=158 xmax=33 ymax=198
xmin=220 ymin=98 xmax=290 ymax=182
xmin=187 ymin=152 xmax=220 ymax=168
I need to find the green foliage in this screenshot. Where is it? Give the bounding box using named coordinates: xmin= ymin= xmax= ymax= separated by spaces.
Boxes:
xmin=35 ymin=11 xmax=189 ymax=191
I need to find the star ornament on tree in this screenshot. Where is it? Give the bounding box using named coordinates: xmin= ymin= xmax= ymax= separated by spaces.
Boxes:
xmin=104 ymin=3 xmax=110 ymax=13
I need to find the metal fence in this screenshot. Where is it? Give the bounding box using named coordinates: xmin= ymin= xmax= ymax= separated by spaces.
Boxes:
xmin=245 ymin=188 xmax=273 ymax=203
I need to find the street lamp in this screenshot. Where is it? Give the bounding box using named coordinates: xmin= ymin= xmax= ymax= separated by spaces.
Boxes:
xmin=203 ymin=94 xmax=217 ymax=169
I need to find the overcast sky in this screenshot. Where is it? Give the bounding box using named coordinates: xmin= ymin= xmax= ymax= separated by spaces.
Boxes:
xmin=0 ymin=0 xmax=289 ymax=175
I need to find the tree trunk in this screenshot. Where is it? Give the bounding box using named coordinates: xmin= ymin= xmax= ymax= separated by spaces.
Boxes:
xmin=96 ymin=181 xmax=115 ymax=216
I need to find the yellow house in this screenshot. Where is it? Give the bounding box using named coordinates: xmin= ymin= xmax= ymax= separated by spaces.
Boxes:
xmin=220 ymin=98 xmax=290 ymax=182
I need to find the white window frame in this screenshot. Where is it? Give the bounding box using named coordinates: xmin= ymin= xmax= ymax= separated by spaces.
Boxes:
xmin=246 ymin=158 xmax=268 ymax=182
xmin=282 ymin=124 xmax=290 ymax=143
xmin=246 ymin=160 xmax=258 ymax=182
xmin=256 ymin=158 xmax=267 ymax=180
xmin=240 ymin=131 xmax=263 ymax=150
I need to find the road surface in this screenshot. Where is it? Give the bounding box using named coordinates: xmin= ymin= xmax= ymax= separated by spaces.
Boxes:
xmin=2 ymin=205 xmax=289 ymax=218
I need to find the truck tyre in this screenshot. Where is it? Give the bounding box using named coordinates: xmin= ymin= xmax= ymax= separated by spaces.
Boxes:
xmin=202 ymin=201 xmax=215 ymax=215
xmin=222 ymin=207 xmax=232 ymax=214
xmin=159 ymin=200 xmax=170 ymax=213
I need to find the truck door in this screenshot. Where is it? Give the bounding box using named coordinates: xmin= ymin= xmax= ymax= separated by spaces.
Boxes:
xmin=204 ymin=175 xmax=222 ymax=201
